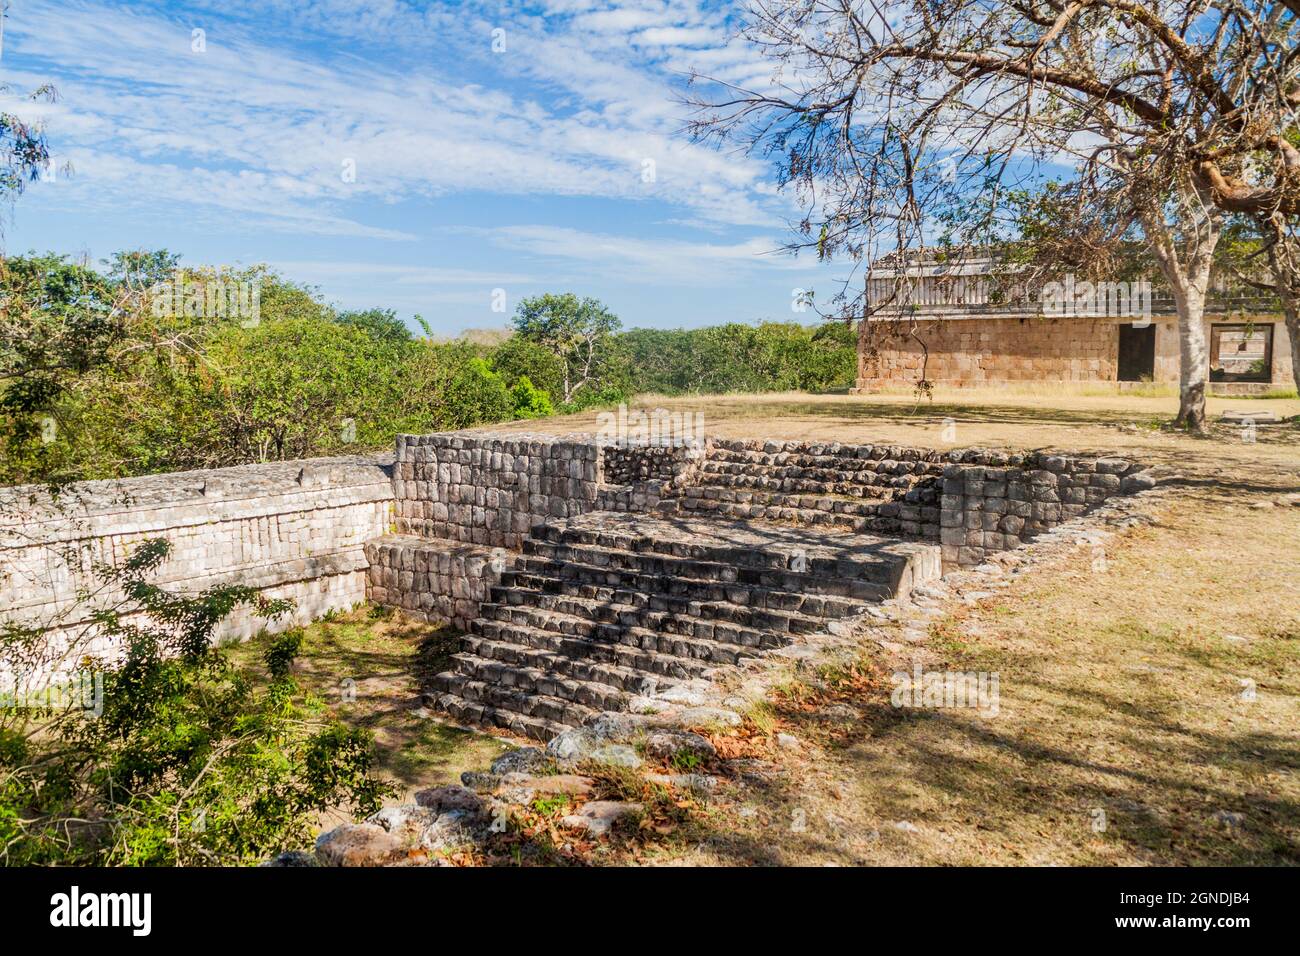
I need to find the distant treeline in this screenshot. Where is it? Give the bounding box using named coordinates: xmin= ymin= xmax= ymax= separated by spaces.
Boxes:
xmin=1 ymin=252 xmax=856 ymax=484
xmin=615 ymin=324 xmax=856 ymax=396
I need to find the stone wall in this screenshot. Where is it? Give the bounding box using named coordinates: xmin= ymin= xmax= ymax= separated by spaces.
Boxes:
xmin=601 ymin=443 xmax=703 ymax=486
xmin=668 ymin=438 xmax=1152 ymax=567
xmin=0 ymin=456 xmax=393 ymax=676
xmin=363 ymin=535 xmax=514 ymax=630
xmin=0 ymin=428 xmax=1158 ymax=684
xmin=392 ymin=433 xmax=602 ymax=549
xmin=938 ymin=452 xmax=1153 ymax=566
xmin=854 ymin=313 xmax=1294 ymax=390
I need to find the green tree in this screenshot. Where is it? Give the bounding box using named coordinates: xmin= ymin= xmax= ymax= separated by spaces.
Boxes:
xmin=489 ymin=333 xmax=565 ymax=404
xmin=0 ymin=83 xmax=54 ymax=199
xmin=0 ymin=254 xmax=131 ymax=484
xmin=615 ymin=322 xmax=855 ymax=396
xmin=336 ymin=307 xmax=412 ymax=344
xmin=166 ymin=316 xmax=406 ymax=463
xmin=445 ymin=357 xmax=513 ymax=427
xmin=511 ymin=293 xmax=622 ymax=403
xmin=103 ymin=249 xmax=182 ymax=288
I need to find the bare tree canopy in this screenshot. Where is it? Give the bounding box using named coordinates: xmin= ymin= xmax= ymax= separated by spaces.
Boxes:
xmin=688 ymin=0 xmax=1299 ymax=427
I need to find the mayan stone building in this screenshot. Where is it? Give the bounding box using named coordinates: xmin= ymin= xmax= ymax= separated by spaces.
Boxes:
xmin=851 ymin=251 xmax=1294 ymax=395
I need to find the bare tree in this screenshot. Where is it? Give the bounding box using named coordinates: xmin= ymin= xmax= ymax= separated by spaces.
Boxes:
xmin=1108 ymin=0 xmax=1299 ymax=398
xmin=689 ymin=0 xmax=1296 ymax=429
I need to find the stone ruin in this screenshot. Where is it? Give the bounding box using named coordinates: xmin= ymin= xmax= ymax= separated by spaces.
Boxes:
xmin=0 ymin=431 xmax=1154 ymax=740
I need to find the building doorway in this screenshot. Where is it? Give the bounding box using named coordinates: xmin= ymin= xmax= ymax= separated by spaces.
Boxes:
xmin=1210 ymin=323 xmax=1273 ymax=383
xmin=1117 ymin=323 xmax=1156 ymax=381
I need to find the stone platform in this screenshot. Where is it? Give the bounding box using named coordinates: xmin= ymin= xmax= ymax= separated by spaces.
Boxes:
xmin=375 ymin=432 xmax=1151 ymax=741
xmin=534 ymin=512 xmax=941 ymax=597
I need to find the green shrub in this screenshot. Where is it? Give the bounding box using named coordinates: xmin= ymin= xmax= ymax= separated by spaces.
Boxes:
xmin=509 ymin=375 xmax=555 ymax=419
xmin=490 ymin=335 xmax=565 ymax=405
xmin=445 ymin=357 xmax=513 ymax=428
xmin=0 ymin=538 xmax=391 ymax=865
xmin=615 ymin=321 xmax=856 ymax=396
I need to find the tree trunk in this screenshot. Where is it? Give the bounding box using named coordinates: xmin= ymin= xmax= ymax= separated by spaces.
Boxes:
xmin=1283 ymin=297 xmax=1300 ymax=399
xmin=1137 ymin=181 xmax=1220 ymax=433
xmin=1170 ymin=283 xmax=1210 ymax=430
xmin=855 ymin=313 xmax=871 ymax=387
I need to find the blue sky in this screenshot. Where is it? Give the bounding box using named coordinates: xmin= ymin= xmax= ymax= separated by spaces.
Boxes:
xmin=0 ymin=0 xmax=850 ymax=334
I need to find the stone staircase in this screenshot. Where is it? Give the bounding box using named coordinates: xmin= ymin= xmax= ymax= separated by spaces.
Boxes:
xmin=427 ymin=512 xmax=940 ymax=741
xmin=383 ymin=433 xmax=1152 ymax=741
xmin=657 ymin=438 xmax=945 ymax=537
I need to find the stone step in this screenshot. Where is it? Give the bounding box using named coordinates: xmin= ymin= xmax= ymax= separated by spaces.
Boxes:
xmin=501 ymin=557 xmax=879 ymax=612
xmin=448 ymin=652 xmax=631 ymax=711
xmin=705 ymin=448 xmax=933 ymax=470
xmin=674 ymin=485 xmax=894 ymax=516
xmin=706 ymin=443 xmax=946 ymax=473
xmin=416 ymin=506 xmax=945 ymax=741
xmin=520 ymin=540 xmax=898 ymax=596
xmin=701 ymin=458 xmax=914 ymax=486
xmin=485 ymin=587 xmax=827 ymax=638
xmin=694 ymin=471 xmax=899 ymax=498
xmin=472 ymin=608 xmax=773 ymax=665
xmin=425 ymin=689 xmax=568 ymax=742
xmin=462 ymin=625 xmax=716 ymax=682
xmin=428 ymin=671 xmax=598 ymax=728
xmin=659 ymin=495 xmax=898 ymax=534
xmin=531 ymin=519 xmax=865 ymax=575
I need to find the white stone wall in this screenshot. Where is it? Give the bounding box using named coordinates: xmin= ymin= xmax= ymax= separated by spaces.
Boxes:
xmin=0 ymin=456 xmax=394 ymax=676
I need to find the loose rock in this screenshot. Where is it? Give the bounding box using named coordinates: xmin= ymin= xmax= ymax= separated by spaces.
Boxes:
xmin=460 ymin=770 xmax=502 ymax=792
xmin=644 ymin=730 xmax=717 ymax=763
xmin=315 ymin=823 xmax=408 ymax=867
xmin=490 ymin=747 xmax=550 ymax=775
xmin=414 ymin=785 xmax=483 ymax=816
xmin=559 ymin=801 xmax=643 ymax=838
xmin=590 ymin=743 xmax=643 ymax=768
xmin=367 ymin=804 xmax=439 ymax=840
xmin=497 ymin=773 xmax=596 ymax=804
xmin=645 ymin=772 xmax=718 ymax=793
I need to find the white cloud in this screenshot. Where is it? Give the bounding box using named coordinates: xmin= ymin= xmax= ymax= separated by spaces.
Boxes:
xmin=489 ymin=224 xmax=812 ymax=284
xmin=3 ymin=0 xmax=787 ymax=237
xmin=270 ymin=260 xmax=540 ymax=286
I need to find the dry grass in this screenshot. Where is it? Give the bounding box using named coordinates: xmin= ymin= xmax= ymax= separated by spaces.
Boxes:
xmin=496 ymin=389 xmax=1299 ymax=866
xmin=488 ymin=385 xmax=1300 ymax=469
xmin=683 ymin=496 xmax=1300 ymax=865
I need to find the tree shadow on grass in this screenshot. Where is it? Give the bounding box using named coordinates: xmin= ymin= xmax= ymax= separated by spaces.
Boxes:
xmin=267 ymin=612 xmax=509 ymax=796
xmin=693 ymin=673 xmax=1300 ymax=866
